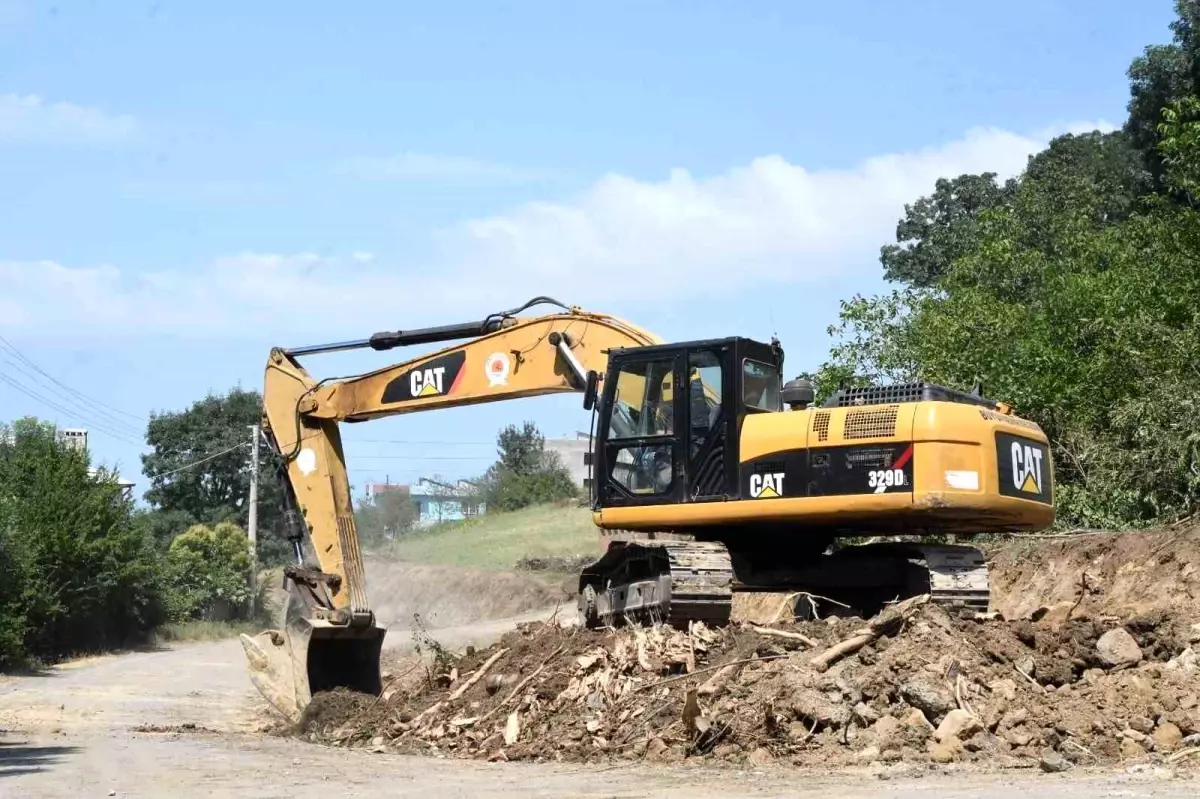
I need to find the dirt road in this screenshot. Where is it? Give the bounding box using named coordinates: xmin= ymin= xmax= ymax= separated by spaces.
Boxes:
xmin=1 ymin=607 xmax=1196 ymax=798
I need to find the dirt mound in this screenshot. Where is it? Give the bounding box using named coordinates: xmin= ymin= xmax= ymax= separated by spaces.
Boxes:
xmin=296 ymin=594 xmax=1200 ymax=770
xmin=987 ymin=526 xmax=1200 ymax=621
xmin=363 ymin=557 xmax=569 ymax=630
xmin=292 ymin=525 xmax=1200 ymax=772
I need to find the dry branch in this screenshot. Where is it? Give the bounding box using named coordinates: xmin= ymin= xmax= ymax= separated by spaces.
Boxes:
xmin=448 ymin=647 xmax=509 ymax=701
xmin=750 ymin=625 xmax=818 ymax=647
xmin=809 ymin=594 xmax=930 ymax=671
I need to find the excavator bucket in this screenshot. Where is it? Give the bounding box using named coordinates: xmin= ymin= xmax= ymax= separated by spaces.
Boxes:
xmin=240 ymin=617 xmax=386 ymax=723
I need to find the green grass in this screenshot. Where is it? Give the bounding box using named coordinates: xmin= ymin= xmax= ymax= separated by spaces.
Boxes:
xmin=384 ymin=501 xmax=599 ymax=570
xmin=153 ymin=619 xmax=265 ymax=643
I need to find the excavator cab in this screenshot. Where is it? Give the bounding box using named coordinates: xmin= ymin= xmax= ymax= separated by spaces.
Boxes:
xmin=587 ymin=336 xmax=783 ymax=508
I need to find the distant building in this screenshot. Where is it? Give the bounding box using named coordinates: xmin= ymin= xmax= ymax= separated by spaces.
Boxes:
xmin=545 ymin=432 xmax=594 ymax=491
xmin=364 ymin=478 xmax=486 ymax=528
xmin=410 ymin=478 xmax=485 ymax=528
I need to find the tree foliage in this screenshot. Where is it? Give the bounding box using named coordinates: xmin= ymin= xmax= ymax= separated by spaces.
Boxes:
xmin=815 ymin=5 xmax=1200 ymax=529
xmin=0 ymin=418 xmax=167 ymax=668
xmin=163 ymin=522 xmax=255 ymax=622
xmin=354 ymin=486 xmax=419 ymax=546
xmin=480 ymin=422 xmax=578 ymax=512
xmin=140 ymin=387 xmax=289 ymax=565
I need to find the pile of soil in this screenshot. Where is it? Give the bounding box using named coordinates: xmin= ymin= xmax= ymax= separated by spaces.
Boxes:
xmin=294 ymin=526 xmax=1200 ymax=771
xmin=296 ymin=602 xmax=1200 ymax=770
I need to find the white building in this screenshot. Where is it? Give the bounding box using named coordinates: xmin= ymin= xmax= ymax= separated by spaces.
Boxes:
xmin=544 ymin=432 xmax=594 ymax=491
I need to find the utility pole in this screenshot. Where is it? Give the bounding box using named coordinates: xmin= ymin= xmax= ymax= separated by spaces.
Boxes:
xmin=248 ymin=424 xmax=260 ymax=591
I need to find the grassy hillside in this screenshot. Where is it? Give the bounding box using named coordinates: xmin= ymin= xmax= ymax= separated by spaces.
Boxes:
xmin=387 ymin=502 xmax=599 ymax=570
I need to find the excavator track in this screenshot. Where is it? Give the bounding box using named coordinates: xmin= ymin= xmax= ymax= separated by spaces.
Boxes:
xmin=579 ymin=540 xmax=734 ymax=629
xmin=578 ymin=538 xmax=990 ymax=629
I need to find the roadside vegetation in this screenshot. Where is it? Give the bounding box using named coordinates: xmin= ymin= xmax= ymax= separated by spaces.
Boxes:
xmin=807 ymin=1 xmax=1200 ymax=530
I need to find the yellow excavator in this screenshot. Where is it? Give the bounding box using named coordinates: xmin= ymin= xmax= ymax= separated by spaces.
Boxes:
xmin=240 ymin=297 xmax=1054 ymax=722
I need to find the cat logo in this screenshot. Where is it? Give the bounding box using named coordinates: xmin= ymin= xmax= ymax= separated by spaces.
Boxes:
xmin=381 ymin=351 xmax=467 ymax=404
xmin=750 ymin=472 xmax=785 ymax=499
xmin=410 ymin=366 xmax=447 ymax=397
xmin=1011 ymin=441 xmax=1045 ymax=494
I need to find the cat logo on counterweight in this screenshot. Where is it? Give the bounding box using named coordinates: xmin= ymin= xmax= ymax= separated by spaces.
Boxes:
xmin=1011 ymin=441 xmax=1044 ymax=494
xmin=750 ymin=472 xmax=785 ymax=499
xmin=996 ymin=432 xmax=1052 ymax=503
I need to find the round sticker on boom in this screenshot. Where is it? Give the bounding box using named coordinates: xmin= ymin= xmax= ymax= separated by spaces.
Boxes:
xmin=485 ymin=352 xmax=510 ymax=387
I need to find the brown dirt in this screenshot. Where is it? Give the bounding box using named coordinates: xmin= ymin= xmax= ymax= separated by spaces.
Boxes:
xmin=294 ymin=525 xmax=1200 ymax=773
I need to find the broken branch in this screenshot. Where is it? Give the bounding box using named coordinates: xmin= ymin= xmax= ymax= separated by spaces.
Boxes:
xmin=448 ymin=647 xmax=509 ymax=701
xmin=750 ymin=625 xmax=818 ymax=647
xmin=810 ymin=594 xmax=930 ymax=671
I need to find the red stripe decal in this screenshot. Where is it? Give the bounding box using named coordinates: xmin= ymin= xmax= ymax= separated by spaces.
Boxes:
xmin=893 ymin=444 xmax=913 ymax=469
xmin=448 ymin=364 xmax=466 ymax=395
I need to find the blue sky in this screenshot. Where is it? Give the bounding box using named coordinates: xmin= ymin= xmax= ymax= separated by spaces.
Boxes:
xmin=0 ymin=0 xmax=1178 ymax=500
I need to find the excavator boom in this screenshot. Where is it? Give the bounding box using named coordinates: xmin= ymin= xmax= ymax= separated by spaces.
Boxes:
xmin=240 ymin=298 xmax=660 ymax=721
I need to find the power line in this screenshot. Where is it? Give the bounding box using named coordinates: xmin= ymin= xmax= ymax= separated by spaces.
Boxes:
xmin=150 ymin=442 xmax=250 ymax=480
xmin=0 ymin=372 xmax=145 ymax=446
xmin=0 ymin=335 xmax=146 ymax=426
xmin=0 ymin=353 xmax=145 ymax=439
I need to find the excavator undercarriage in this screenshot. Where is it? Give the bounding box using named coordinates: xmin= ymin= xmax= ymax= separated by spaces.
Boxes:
xmin=576 ymin=536 xmax=991 ymax=630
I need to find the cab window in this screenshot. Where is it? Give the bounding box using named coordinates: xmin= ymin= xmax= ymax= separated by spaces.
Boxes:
xmin=743 ymin=359 xmax=781 ymax=412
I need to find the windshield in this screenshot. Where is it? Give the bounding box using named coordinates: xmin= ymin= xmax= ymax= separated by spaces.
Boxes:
xmin=743 ymin=359 xmax=781 ymax=411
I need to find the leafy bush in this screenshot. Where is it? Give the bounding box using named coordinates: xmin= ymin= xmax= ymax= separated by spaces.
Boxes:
xmin=0 ymin=417 xmax=168 ymax=668
xmin=164 ymin=522 xmax=255 ymax=622
xmin=479 ymin=422 xmax=579 ymax=512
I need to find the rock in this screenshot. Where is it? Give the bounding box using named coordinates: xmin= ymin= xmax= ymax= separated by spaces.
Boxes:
xmin=989 ymin=678 xmax=1018 ymax=703
xmin=1188 ymin=622 xmax=1200 ymax=644
xmin=854 ymin=745 xmax=881 ymax=763
xmin=1001 ymin=708 xmax=1029 ymax=729
xmin=788 ymin=687 xmax=851 ymax=728
xmin=1129 ymin=716 xmax=1155 ymax=735
xmin=870 ymin=715 xmax=904 ymax=748
xmin=1004 ymin=728 xmax=1034 ymax=748
xmin=1122 ymin=729 xmax=1149 ymax=744
xmin=747 ymin=747 xmax=774 ymax=766
xmin=880 ymin=748 xmax=903 ymax=762
xmin=371 ymin=736 xmax=385 ymax=747
xmin=1040 ymin=751 xmax=1072 ymax=773
xmin=1167 ymin=648 xmax=1198 ymax=672
xmin=853 ymin=702 xmax=881 ymax=726
xmin=929 ymin=738 xmax=963 ymax=763
xmin=935 ymin=709 xmax=983 ymax=743
xmin=1182 ymin=694 xmax=1199 ymax=711
xmin=903 ymin=708 xmax=935 ymax=735
xmin=646 ymin=738 xmax=669 ymax=761
xmin=1096 ymin=628 xmax=1143 ymax=668
xmin=899 ymin=678 xmax=956 ymax=720
xmin=1016 ymin=655 xmax=1037 ymax=678
xmin=1153 ymin=722 xmax=1183 ymax=752
xmin=713 ymin=743 xmax=740 ymax=759
xmin=1120 ymin=737 xmax=1146 ymax=759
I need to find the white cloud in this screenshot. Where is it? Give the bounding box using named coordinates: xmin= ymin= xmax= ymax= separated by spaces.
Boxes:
xmin=340 ymin=151 xmax=553 ymax=183
xmin=0 ymin=93 xmax=139 ymax=145
xmin=1 ymin=120 xmax=1113 ymax=340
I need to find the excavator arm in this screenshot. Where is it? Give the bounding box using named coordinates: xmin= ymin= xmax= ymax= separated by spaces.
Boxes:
xmin=240 ymin=297 xmax=661 ymax=721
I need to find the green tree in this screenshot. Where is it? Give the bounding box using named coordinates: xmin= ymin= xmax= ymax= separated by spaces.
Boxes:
xmin=481 ymin=422 xmax=578 ymax=512
xmin=1126 ymin=0 xmax=1200 ymax=182
xmin=0 ymin=417 xmax=167 ymax=666
xmin=163 ymin=522 xmax=255 ymax=622
xmin=141 ymin=388 xmax=289 ymax=565
xmin=354 ymin=485 xmax=419 ymax=547
xmin=880 ymin=173 xmax=1014 ymax=287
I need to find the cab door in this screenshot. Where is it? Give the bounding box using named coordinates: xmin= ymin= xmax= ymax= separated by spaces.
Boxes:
xmin=683 ymin=344 xmax=736 ymax=501
xmin=594 ymin=351 xmax=685 ymax=507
